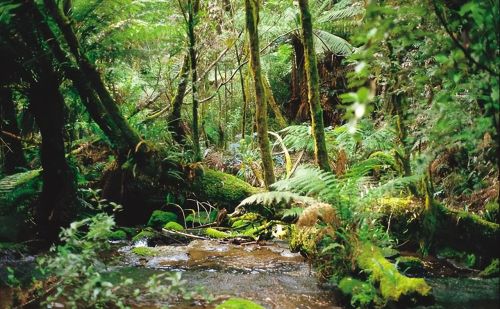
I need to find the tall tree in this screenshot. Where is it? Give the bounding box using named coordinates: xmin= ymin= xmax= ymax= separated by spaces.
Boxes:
xmin=245 ymin=0 xmax=275 ymax=188
xmin=298 ymin=0 xmax=331 ymax=171
xmin=188 ymin=0 xmax=201 ymax=160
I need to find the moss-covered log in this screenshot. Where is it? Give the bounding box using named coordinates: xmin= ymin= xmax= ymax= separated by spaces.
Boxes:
xmin=432 ymin=203 xmax=499 ymax=258
xmin=190 ymin=168 xmax=259 ymax=211
xmin=356 ymin=243 xmax=432 ymax=305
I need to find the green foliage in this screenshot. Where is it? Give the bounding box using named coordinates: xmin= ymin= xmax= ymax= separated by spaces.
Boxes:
xmin=38 ymin=213 xmax=132 ymax=308
xmin=339 ymin=277 xmax=378 ymax=307
xmin=479 ymin=259 xmax=499 ymax=278
xmin=109 ymin=230 xmax=127 ymax=241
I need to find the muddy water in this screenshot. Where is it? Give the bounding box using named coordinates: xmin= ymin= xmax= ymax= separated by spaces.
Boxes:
xmin=115 ymin=239 xmax=341 ymax=309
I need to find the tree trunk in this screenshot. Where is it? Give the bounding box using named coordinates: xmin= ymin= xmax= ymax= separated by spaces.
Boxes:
xmin=0 ymin=87 xmax=27 ymax=174
xmin=235 ymin=45 xmax=249 ymax=138
xmin=188 ymin=0 xmax=201 ymax=161
xmin=245 ymin=0 xmax=275 ymax=188
xmin=169 ymin=55 xmax=190 ymax=144
xmin=263 ymin=76 xmax=287 ymax=129
xmin=28 ymin=70 xmax=77 ymax=241
xmin=298 ymin=0 xmax=331 ymax=172
xmin=41 ymin=0 xmax=144 ymax=162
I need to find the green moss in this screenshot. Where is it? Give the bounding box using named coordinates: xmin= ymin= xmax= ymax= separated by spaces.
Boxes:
xmin=147 ymin=210 xmax=178 ymax=229
xmin=164 ymin=221 xmax=184 ymax=231
xmin=357 ymin=243 xmax=431 ymax=302
xmin=132 ymin=246 xmax=158 ymax=257
xmin=109 ymin=230 xmax=127 ymax=240
xmin=216 ymin=298 xmax=264 ymax=309
xmin=204 ymin=228 xmax=231 ymax=239
xmin=339 ymin=277 xmax=378 ymax=307
xmin=0 ymin=242 xmax=26 ymax=251
xmin=479 ymin=259 xmax=499 ymax=278
xmin=132 ymin=228 xmax=155 ymax=242
xmin=191 ymin=168 xmax=259 ymax=211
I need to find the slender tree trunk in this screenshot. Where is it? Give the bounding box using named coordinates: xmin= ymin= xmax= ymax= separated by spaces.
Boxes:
xmin=188 ymin=0 xmax=201 ymax=160
xmin=235 ymin=45 xmax=248 ymax=138
xmin=28 ymin=69 xmax=77 ymax=241
xmin=298 ymin=0 xmax=331 ymax=172
xmin=245 ymin=0 xmax=275 ymax=188
xmin=263 ymin=76 xmax=287 ymax=129
xmin=169 ymin=55 xmax=190 ymax=144
xmin=41 ymin=0 xmax=144 ymax=161
xmin=0 ymin=87 xmax=27 ymax=174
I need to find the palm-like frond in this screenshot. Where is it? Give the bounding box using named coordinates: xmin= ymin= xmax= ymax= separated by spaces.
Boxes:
xmin=313 ymin=29 xmax=354 ymax=56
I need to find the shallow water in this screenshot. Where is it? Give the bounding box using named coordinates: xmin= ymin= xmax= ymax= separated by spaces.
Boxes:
xmin=114 ymin=239 xmax=341 ymax=308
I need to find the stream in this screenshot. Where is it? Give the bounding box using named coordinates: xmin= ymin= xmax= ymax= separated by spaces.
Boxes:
xmin=0 ymin=239 xmax=499 ymax=308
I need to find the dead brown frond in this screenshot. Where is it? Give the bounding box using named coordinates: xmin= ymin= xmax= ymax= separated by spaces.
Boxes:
xmin=297 ymin=202 xmax=339 ymax=228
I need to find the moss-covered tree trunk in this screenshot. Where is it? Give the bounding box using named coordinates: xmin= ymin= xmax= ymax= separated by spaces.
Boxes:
xmin=235 ymin=45 xmax=249 ymax=138
xmin=169 ymin=55 xmax=190 ymax=144
xmin=245 ymin=0 xmax=275 ymax=188
xmin=188 ymin=0 xmax=201 ymax=161
xmin=298 ymin=0 xmax=331 ymax=172
xmin=41 ymin=0 xmax=145 ymax=162
xmin=0 ymin=87 xmax=27 ymax=174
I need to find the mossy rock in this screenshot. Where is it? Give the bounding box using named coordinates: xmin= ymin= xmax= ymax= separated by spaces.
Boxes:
xmin=132 ymin=228 xmax=156 ymax=242
xmin=204 ymin=228 xmax=231 ymax=239
xmin=109 ymin=230 xmax=127 ymax=241
xmin=164 ymin=221 xmax=184 ymax=231
xmin=357 ymin=243 xmax=432 ymax=305
xmin=191 ymin=168 xmax=259 ymax=211
xmin=132 ymin=246 xmax=158 ymax=257
xmin=147 ymin=210 xmax=178 ymax=229
xmin=479 ymin=259 xmax=499 ymax=278
xmin=216 ymin=298 xmax=264 ymax=309
xmin=396 ymin=256 xmax=425 ymax=274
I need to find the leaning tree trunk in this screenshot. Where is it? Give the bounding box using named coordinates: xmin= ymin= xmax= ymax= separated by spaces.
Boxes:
xmin=298 ymin=0 xmax=331 ymax=172
xmin=188 ymin=0 xmax=201 ymax=161
xmin=28 ymin=69 xmax=77 ymax=241
xmin=245 ymin=0 xmax=275 ymax=188
xmin=0 ymin=87 xmax=27 ymax=174
xmin=41 ymin=0 xmax=145 ymax=162
xmin=169 ymin=55 xmax=190 ymax=144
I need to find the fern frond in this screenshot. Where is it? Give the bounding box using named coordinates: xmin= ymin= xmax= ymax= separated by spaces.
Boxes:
xmin=238 ymin=191 xmax=316 ymax=208
xmin=0 ymin=169 xmax=42 ymax=195
xmin=318 ymin=4 xmax=365 ymax=23
xmin=313 ymin=30 xmax=354 ymax=56
xmin=297 ymin=202 xmax=339 ymax=228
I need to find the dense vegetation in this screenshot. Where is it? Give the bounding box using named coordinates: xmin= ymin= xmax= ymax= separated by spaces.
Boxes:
xmin=0 ymin=0 xmax=498 ymax=308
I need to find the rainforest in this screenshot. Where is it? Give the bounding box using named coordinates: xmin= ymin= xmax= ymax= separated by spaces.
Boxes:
xmin=0 ymin=0 xmax=498 ymax=308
